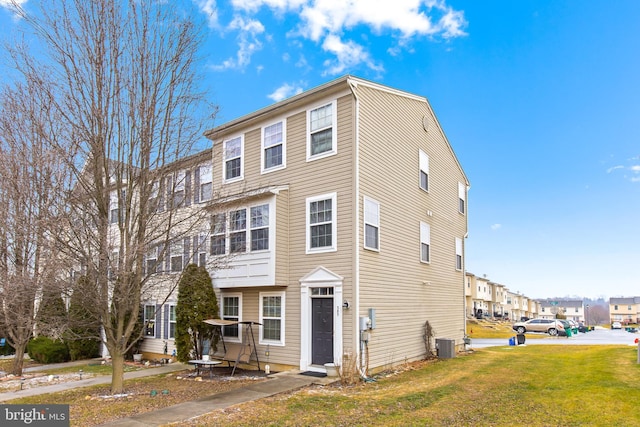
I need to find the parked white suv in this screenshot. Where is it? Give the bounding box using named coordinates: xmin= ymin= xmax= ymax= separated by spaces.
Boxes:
xmin=512 ymin=318 xmax=565 ymax=336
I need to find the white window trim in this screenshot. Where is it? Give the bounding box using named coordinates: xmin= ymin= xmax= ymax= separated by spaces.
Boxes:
xmin=144 ymin=304 xmax=156 ymax=337
xmin=420 ymin=222 xmax=431 ymax=264
xmin=259 ymin=291 xmax=285 ymax=346
xmin=455 ymin=237 xmax=463 ymax=271
xmin=261 ymin=119 xmax=286 ymax=173
xmin=306 ymin=192 xmax=338 ymax=254
xmin=458 ymin=182 xmax=466 ymax=215
xmin=168 ymin=304 xmax=177 ymax=339
xmin=363 ymin=196 xmax=380 ymax=252
xmin=306 ymin=100 xmax=337 ymax=162
xmin=249 ymin=204 xmax=270 ymax=252
xmin=223 ymin=135 xmax=244 ymax=183
xmin=170 ymin=240 xmax=183 ymax=272
xmin=221 ymin=293 xmax=242 ymax=343
xmin=419 ymin=150 xmax=429 ymax=192
xmin=199 ymin=164 xmax=213 ymax=202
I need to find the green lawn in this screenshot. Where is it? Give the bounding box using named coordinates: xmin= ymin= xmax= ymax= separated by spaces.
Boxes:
xmin=190 ymin=345 xmax=640 ymax=426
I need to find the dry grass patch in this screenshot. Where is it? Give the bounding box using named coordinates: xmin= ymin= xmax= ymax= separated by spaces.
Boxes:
xmin=182 ymin=346 xmax=640 ymax=427
xmin=5 ymin=370 xmax=266 ymax=426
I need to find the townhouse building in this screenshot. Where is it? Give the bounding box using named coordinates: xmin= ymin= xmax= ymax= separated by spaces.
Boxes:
xmin=609 ymin=297 xmax=640 ymax=324
xmin=137 ymin=76 xmax=469 ymax=374
xmin=538 ymin=299 xmax=585 ymax=322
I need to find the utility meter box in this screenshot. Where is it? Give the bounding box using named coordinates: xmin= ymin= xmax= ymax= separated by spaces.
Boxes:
xmin=435 ymin=338 xmax=456 ymax=359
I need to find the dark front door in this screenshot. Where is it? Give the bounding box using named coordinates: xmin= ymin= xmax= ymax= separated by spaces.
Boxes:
xmin=311 ymin=298 xmax=333 ymax=365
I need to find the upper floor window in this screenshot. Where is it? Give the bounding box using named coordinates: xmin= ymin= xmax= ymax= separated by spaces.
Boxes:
xmin=458 ymin=182 xmax=466 ymax=215
xmin=260 ymin=292 xmax=284 ymax=345
xmin=146 ymin=246 xmax=158 ymax=274
xmin=455 ymin=237 xmax=463 ymax=271
xmin=262 ymin=121 xmax=285 ymax=172
xmin=224 ymin=136 xmax=243 ymax=182
xmin=229 ymin=209 xmax=247 ymax=253
xmin=307 ymin=101 xmax=337 ymax=160
xmin=364 ymin=197 xmax=380 ymax=251
xmin=306 ymin=193 xmax=337 ymax=253
xmin=172 ymin=171 xmax=187 ymax=208
xmin=210 ymin=213 xmax=226 ymax=256
xmin=110 ymin=190 xmax=125 ymax=224
xmin=222 ymin=294 xmax=241 ymax=341
xmin=196 ymin=233 xmax=208 ymax=267
xmin=197 ymin=164 xmax=213 ymax=202
xmin=420 ymin=222 xmax=430 ymax=263
xmin=614 ymin=305 xmax=619 ymax=310
xmin=419 ymin=150 xmax=429 ymax=192
xmin=210 ymin=204 xmax=272 ymax=255
xmin=250 ymin=205 xmax=269 ymax=251
xmin=149 ymin=181 xmax=160 ymax=213
xmin=170 ymin=240 xmax=184 ymax=272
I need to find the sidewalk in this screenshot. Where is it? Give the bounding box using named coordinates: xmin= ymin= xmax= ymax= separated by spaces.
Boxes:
xmin=98 ymin=371 xmax=326 ymax=427
xmin=0 ymin=360 xmax=189 ymax=402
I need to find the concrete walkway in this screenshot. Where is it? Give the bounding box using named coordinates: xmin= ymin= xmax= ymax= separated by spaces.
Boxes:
xmin=1 ymin=359 xmax=334 ymax=426
xmin=98 ymin=372 xmax=323 ymax=427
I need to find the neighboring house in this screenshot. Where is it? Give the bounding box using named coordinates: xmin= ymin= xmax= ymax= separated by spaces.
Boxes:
xmin=466 ymin=273 xmax=492 ymax=319
xmin=538 ymin=299 xmax=585 ymax=322
xmin=138 ymin=75 xmax=470 ymax=374
xmin=609 ymin=297 xmax=640 ymax=324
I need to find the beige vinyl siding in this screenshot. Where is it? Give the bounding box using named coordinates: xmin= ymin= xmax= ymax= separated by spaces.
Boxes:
xmin=209 ymin=93 xmax=357 ymax=366
xmin=355 ymin=84 xmax=467 ymax=369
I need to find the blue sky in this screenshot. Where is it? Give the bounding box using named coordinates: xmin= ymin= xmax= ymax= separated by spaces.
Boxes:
xmin=2 ymin=1 xmax=639 ymax=300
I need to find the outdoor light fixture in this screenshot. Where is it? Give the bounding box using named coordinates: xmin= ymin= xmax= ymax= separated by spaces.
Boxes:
xmin=20 ymin=377 xmax=25 ymax=390
xmin=79 ymin=369 xmax=83 ymax=380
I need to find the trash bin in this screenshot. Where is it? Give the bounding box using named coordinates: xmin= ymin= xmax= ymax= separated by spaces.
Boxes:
xmin=517 ymin=334 xmax=526 ymax=345
xmin=564 ymin=327 xmax=572 ymax=337
xmin=508 ymin=337 xmax=516 ymax=346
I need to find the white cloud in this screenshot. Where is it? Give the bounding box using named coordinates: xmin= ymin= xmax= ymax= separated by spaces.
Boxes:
xmin=268 ymin=82 xmax=305 ymax=101
xmin=321 ymin=34 xmax=384 ymax=76
xmin=607 ymin=165 xmax=624 ymax=174
xmin=211 ymin=15 xmax=265 ymax=71
xmin=630 ymin=165 xmax=640 ymax=173
xmin=202 ymin=0 xmax=466 ymax=75
xmin=490 ymin=224 xmax=502 ymax=231
xmin=194 ymin=0 xmax=220 ymax=29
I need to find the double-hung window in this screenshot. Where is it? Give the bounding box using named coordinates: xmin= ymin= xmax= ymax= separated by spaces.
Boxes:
xmin=198 ymin=164 xmax=213 ymax=202
xmin=168 ymin=305 xmax=176 ymax=339
xmin=250 ymin=204 xmax=269 ymax=251
xmin=146 ymin=246 xmax=158 ymax=274
xmin=173 ymin=171 xmax=186 ymax=208
xmin=196 ymin=233 xmax=208 ymax=267
xmin=149 ymin=181 xmax=159 ymax=213
xmin=170 ymin=240 xmax=183 ymax=272
xmin=307 ymin=101 xmax=336 ymax=160
xmin=210 ymin=213 xmax=226 ymax=255
xmin=364 ymin=197 xmax=380 ymax=251
xmin=420 ymin=222 xmax=431 ymax=263
xmin=262 ymin=121 xmax=285 ymax=172
xmin=455 ymin=237 xmax=463 ymax=271
xmin=420 ymin=150 xmax=429 ymax=191
xmin=306 ymin=193 xmax=337 ymax=253
xmin=144 ymin=304 xmax=156 ymax=336
xmin=458 ymin=182 xmax=466 ymax=215
xmin=110 ymin=190 xmax=125 ymax=224
xmin=224 ymin=136 xmax=243 ymax=182
xmin=222 ymin=294 xmax=241 ymax=341
xmin=229 ymin=209 xmax=246 ymax=253
xmin=260 ymin=292 xmax=284 ymax=345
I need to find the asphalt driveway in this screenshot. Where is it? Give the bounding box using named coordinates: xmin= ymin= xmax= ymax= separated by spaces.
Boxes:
xmin=470 ymin=327 xmax=640 ymax=348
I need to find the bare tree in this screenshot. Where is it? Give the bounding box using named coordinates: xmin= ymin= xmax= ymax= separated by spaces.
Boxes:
xmin=5 ymin=0 xmax=213 ymax=393
xmin=0 ymin=80 xmax=71 ymax=375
